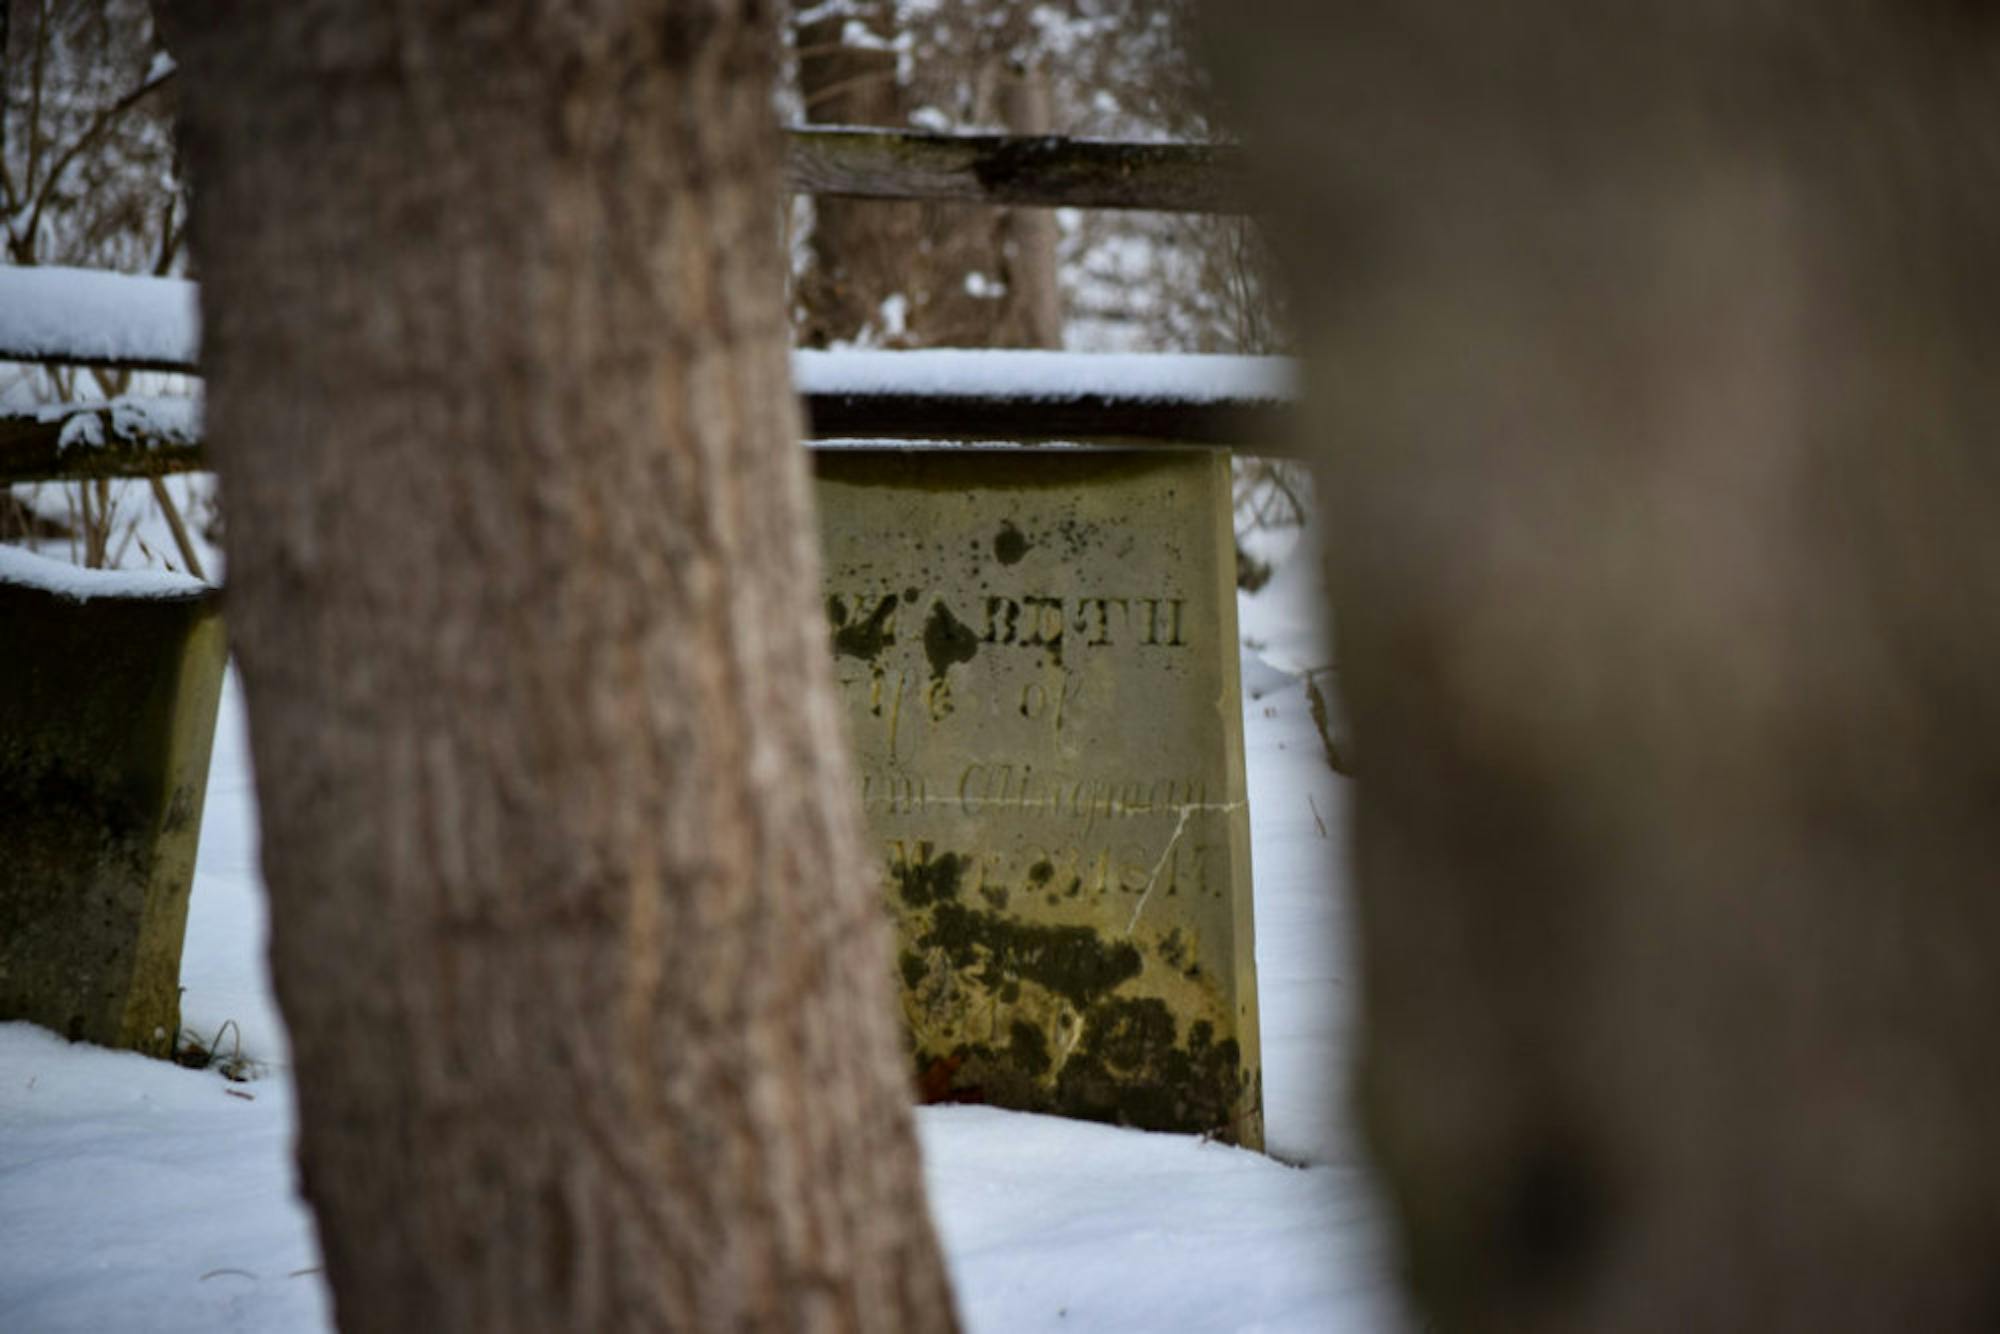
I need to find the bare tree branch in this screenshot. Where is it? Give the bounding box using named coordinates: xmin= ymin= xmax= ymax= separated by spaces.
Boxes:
xmin=1 ymin=0 xmax=13 ymax=207
xmin=147 ymin=474 xmax=204 ymax=578
xmin=25 ymin=0 xmax=50 ymax=207
xmin=19 ymin=60 xmax=177 ymax=259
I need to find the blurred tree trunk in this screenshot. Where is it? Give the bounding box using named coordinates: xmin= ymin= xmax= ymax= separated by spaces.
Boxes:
xmin=1208 ymin=4 xmax=2000 ymax=1330
xmin=793 ymin=3 xmax=1060 ymax=349
xmin=171 ymin=4 xmax=959 ymax=1331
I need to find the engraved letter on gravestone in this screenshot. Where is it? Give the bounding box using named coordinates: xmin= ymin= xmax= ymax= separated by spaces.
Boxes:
xmin=814 ymin=450 xmax=1261 ymax=1147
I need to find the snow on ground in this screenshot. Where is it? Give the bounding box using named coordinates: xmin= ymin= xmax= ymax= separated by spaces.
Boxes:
xmin=0 ymin=1025 xmax=330 ymax=1334
xmin=0 ymin=534 xmax=1403 ymax=1333
xmin=176 ymin=670 xmax=288 ymax=1072
xmin=923 ymin=1108 xmax=1392 ymax=1333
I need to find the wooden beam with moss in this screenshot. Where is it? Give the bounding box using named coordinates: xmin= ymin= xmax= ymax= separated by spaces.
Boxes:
xmin=0 ymin=400 xmax=203 ymax=484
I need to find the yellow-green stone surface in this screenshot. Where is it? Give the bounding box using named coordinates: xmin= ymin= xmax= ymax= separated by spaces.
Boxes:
xmin=0 ymin=570 xmax=226 ymax=1055
xmin=815 ymin=450 xmax=1261 ymax=1146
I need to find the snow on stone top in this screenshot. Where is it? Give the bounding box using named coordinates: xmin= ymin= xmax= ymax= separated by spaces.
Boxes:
xmin=0 ymin=542 xmax=208 ymax=601
xmin=794 ymin=348 xmax=1294 ymax=404
xmin=0 ymin=265 xmax=199 ymax=369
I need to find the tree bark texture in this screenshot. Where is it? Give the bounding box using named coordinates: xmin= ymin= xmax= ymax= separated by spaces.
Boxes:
xmin=793 ymin=6 xmax=1060 ymax=350
xmin=171 ymin=4 xmax=960 ymax=1331
xmin=1208 ymin=4 xmax=2000 ymax=1331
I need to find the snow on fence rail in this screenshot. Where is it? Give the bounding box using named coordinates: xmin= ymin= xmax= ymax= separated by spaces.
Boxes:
xmin=0 ymin=128 xmax=1277 ymax=482
xmin=0 ymin=394 xmax=201 ymax=483
xmin=0 ymin=267 xmax=1301 ymax=482
xmin=0 ymin=265 xmax=199 ymax=374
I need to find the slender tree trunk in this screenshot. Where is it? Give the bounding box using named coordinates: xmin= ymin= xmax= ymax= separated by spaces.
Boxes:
xmin=793 ymin=5 xmax=1060 ymax=350
xmin=1209 ymin=4 xmax=2000 ymax=1330
xmin=172 ymin=5 xmax=960 ymax=1330
xmin=991 ymin=68 xmax=1061 ymax=349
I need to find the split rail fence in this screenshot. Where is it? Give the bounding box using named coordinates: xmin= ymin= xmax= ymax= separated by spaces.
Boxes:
xmin=0 ymin=125 xmax=1297 ymax=484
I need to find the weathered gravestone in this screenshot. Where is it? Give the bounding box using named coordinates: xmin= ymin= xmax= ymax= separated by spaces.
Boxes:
xmin=814 ymin=449 xmax=1262 ymax=1146
xmin=0 ymin=548 xmax=226 ymax=1055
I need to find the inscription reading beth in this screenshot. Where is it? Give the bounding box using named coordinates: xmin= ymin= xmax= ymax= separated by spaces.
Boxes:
xmin=812 ymin=449 xmax=1260 ymax=1146
xmin=827 ymin=590 xmax=1191 ymax=662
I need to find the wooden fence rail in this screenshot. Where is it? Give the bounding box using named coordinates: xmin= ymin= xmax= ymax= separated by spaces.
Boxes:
xmin=0 ymin=126 xmax=1279 ymax=484
xmin=786 ymin=127 xmax=1247 ymax=214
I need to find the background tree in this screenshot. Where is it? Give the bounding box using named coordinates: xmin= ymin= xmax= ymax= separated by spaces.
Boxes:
xmin=782 ymin=0 xmax=1282 ymax=358
xmin=788 ymin=0 xmax=1061 ymax=349
xmin=170 ymin=3 xmax=959 ymax=1329
xmin=1209 ymin=3 xmax=2000 ymax=1328
xmin=1 ymin=0 xmax=201 ymax=569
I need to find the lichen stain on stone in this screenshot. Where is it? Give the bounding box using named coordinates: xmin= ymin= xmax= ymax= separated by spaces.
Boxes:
xmin=1054 ymin=517 xmax=1100 ymax=560
xmin=912 ymin=982 xmax=1253 ymax=1141
xmin=1157 ymin=927 xmax=1203 ymax=979
xmin=831 ymin=593 xmax=898 ymax=661
xmin=892 ymin=847 xmax=965 ymax=908
xmin=917 ymin=900 xmax=1142 ymax=1012
xmin=161 ymin=784 xmax=198 ymax=834
xmin=1007 ymin=1018 xmax=1052 ymax=1076
xmin=1056 ymin=998 xmax=1247 ymax=1138
xmin=922 ymin=599 xmax=979 ymax=681
xmin=993 ymin=520 xmax=1029 ymax=565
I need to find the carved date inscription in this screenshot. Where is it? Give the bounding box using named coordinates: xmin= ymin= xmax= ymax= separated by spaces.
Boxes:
xmin=812 ymin=449 xmax=1262 ymax=1147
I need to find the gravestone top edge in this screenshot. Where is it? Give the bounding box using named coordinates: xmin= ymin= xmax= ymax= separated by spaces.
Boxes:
xmin=0 ymin=544 xmax=211 ymax=604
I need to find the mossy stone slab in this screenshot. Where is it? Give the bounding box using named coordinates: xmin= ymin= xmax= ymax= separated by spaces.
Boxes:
xmin=0 ymin=563 xmax=226 ymax=1055
xmin=814 ymin=449 xmax=1261 ymax=1146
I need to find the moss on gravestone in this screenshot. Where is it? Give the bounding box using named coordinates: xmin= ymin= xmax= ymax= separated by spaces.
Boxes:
xmin=816 ymin=450 xmax=1263 ymax=1147
xmin=0 ymin=564 xmax=226 ymax=1056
